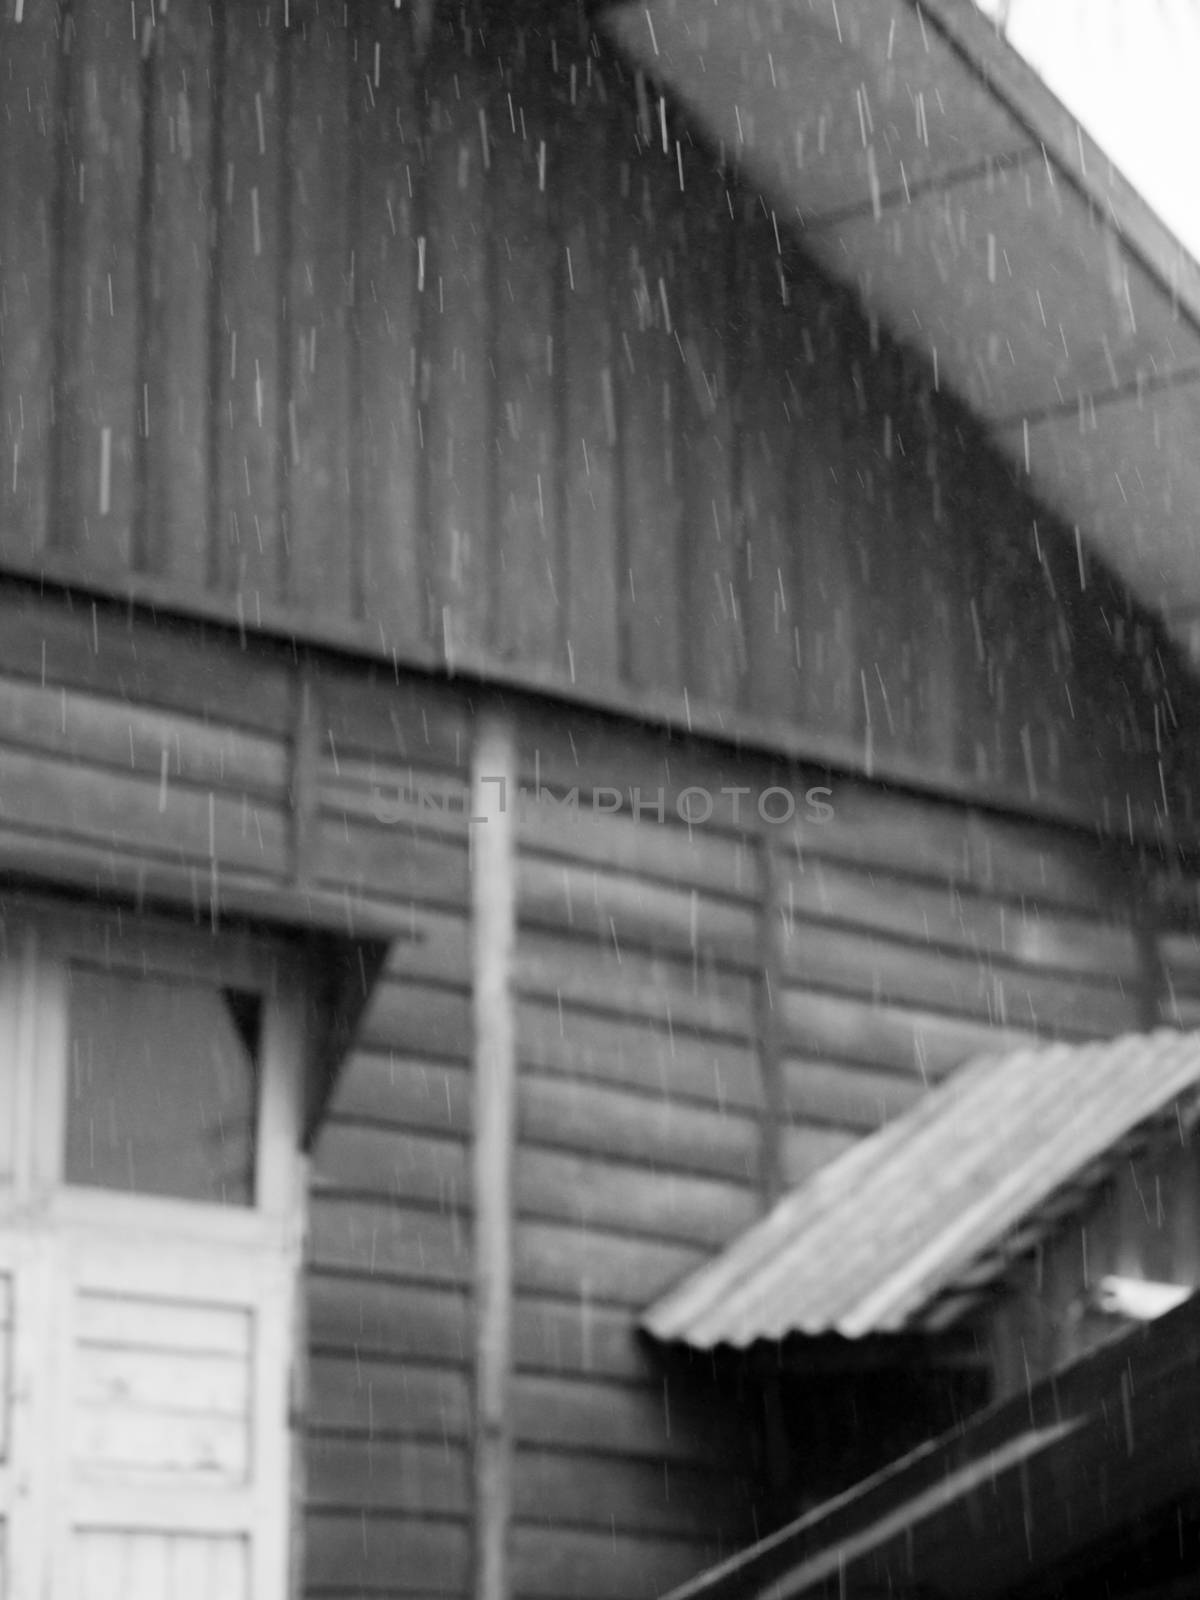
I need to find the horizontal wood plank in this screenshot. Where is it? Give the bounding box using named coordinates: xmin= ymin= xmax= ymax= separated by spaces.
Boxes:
xmin=308 ymin=1353 xmax=470 ymax=1441
xmin=515 ymin=1220 xmax=706 ymax=1309
xmin=520 ymin=856 xmax=758 ymax=968
xmin=778 ymin=921 xmax=1141 ymax=1037
xmin=307 ymin=1436 xmax=469 ymax=1516
xmin=0 ymin=591 xmax=293 ymax=734
xmin=0 ymin=745 xmax=289 ymax=878
xmin=514 ymin=1147 xmax=759 ymax=1250
xmin=781 ymin=1056 xmax=925 ymax=1131
xmin=306 ymin=1272 xmax=654 ymax=1385
xmin=312 ymin=1124 xmax=467 ymax=1211
xmin=511 ymin=1373 xmax=754 ymax=1468
xmin=518 ymin=931 xmax=756 ymax=1039
xmin=308 ymin=1197 xmax=469 ymax=1288
xmin=780 ymin=988 xmax=1040 ymax=1080
xmin=305 ymin=1512 xmax=469 ymax=1594
xmin=510 ymin=1522 xmax=721 ymax=1600
xmin=324 ymin=1054 xmax=471 ymax=1136
xmin=778 ymin=857 xmax=1140 ymax=981
xmin=306 ymin=1274 xmax=470 ymax=1367
xmin=516 ymin=1000 xmax=763 ymax=1111
xmin=518 ymin=1073 xmax=760 ymax=1184
xmin=0 ymin=676 xmax=288 ymax=799
xmin=357 ymin=981 xmax=472 ymax=1063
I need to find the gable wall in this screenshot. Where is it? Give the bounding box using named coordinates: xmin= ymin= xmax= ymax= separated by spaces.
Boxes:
xmin=0 ymin=0 xmax=1191 ymax=834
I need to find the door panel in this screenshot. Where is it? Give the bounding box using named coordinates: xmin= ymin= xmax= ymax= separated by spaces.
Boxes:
xmin=49 ymin=1209 xmax=295 ymax=1599
xmin=70 ymin=1528 xmax=249 ymax=1600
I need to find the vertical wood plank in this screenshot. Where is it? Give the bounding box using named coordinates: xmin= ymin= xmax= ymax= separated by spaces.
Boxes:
xmin=787 ymin=264 xmax=856 ymax=743
xmin=678 ymin=144 xmax=739 ymax=708
xmin=0 ymin=0 xmax=59 ymax=559
xmin=287 ymin=0 xmax=351 ymax=619
xmin=214 ymin=0 xmax=282 ymax=604
xmin=907 ymin=371 xmax=959 ymax=779
xmin=125 ymin=1532 xmax=167 ymax=1600
xmin=612 ymin=74 xmax=683 ymax=694
xmin=559 ymin=43 xmax=620 ymax=688
xmin=56 ymin=0 xmax=143 ymax=566
xmin=854 ymin=333 xmax=908 ymax=774
xmin=738 ymin=195 xmax=798 ymax=722
xmin=210 ymin=1536 xmax=247 ymax=1600
xmin=422 ymin=14 xmax=491 ymax=668
xmin=167 ymin=1535 xmax=207 ymax=1600
xmin=491 ymin=31 xmax=561 ymax=670
xmin=144 ymin=0 xmax=212 ymax=584
xmin=839 ymin=306 xmax=885 ymax=773
xmin=349 ymin=1 xmax=422 ymax=647
xmin=944 ymin=413 xmax=993 ymax=787
xmin=471 ymin=712 xmax=517 ymax=1600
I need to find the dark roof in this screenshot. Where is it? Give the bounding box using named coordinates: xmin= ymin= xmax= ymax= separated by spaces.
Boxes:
xmin=643 ymin=1030 xmax=1200 ymax=1347
xmin=602 ymin=0 xmax=1200 ymax=672
xmin=657 ymin=1290 xmax=1200 ymax=1600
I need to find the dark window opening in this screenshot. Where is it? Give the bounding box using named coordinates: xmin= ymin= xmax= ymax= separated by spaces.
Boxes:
xmin=63 ymin=964 xmax=261 ymax=1207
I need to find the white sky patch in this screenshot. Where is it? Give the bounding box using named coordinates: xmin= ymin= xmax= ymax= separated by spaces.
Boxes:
xmin=973 ymin=0 xmax=1200 ymax=261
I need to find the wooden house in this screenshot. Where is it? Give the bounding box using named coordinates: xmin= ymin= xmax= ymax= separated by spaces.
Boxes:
xmin=3 ymin=0 xmax=1200 ymax=1596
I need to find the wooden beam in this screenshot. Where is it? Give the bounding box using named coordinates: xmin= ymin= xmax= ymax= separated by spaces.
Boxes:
xmin=470 ymin=711 xmax=517 ymax=1600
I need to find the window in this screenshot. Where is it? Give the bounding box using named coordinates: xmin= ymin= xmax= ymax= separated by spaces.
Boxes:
xmin=63 ymin=966 xmax=261 ymax=1205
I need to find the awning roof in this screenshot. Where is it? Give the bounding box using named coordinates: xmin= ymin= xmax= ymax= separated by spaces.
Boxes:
xmin=602 ymin=0 xmax=1200 ymax=671
xmin=657 ymin=1291 xmax=1200 ymax=1600
xmin=642 ymin=1030 xmax=1200 ymax=1347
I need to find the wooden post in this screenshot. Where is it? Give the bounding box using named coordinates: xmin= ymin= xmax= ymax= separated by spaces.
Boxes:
xmin=471 ymin=711 xmax=518 ymax=1600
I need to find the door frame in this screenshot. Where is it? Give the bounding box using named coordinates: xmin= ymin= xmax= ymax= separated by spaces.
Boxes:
xmin=0 ymin=894 xmax=310 ymax=1600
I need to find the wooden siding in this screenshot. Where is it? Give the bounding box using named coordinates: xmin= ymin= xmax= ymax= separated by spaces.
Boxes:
xmin=0 ymin=584 xmax=1195 ymax=1597
xmin=0 ymin=1 xmax=1189 ymax=834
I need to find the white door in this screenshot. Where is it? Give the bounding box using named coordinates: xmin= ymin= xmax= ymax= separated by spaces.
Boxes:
xmin=0 ymin=902 xmax=306 ymax=1600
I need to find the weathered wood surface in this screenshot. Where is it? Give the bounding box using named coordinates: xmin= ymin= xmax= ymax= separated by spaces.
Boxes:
xmin=0 ymin=3 xmax=1187 ymax=831
xmin=0 ymin=584 xmax=1196 ymax=1600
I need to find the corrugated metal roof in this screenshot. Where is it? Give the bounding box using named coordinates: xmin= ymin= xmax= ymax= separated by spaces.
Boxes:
xmin=642 ymin=1030 xmax=1200 ymax=1347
